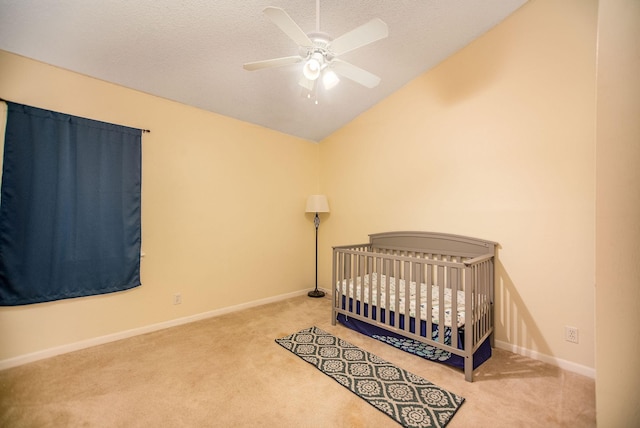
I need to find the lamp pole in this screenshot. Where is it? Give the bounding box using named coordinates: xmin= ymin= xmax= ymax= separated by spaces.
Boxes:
xmin=308 ymin=212 xmax=325 ymax=298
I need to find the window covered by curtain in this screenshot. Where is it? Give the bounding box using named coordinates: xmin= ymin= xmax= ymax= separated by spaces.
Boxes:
xmin=0 ymin=102 xmax=142 ymax=305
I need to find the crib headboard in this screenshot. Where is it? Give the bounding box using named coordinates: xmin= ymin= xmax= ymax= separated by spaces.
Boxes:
xmin=369 ymin=231 xmax=497 ymax=258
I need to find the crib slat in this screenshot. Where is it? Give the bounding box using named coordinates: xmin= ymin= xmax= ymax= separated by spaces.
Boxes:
xmin=384 ymin=258 xmax=391 ymax=328
xmin=365 ymin=255 xmax=371 ymax=319
xmin=480 ymin=262 xmax=485 ymax=341
xmin=471 ymin=262 xmax=477 ymax=343
xmin=393 ymin=259 xmax=400 ymax=330
xmin=331 ymin=248 xmax=342 ymax=325
xmin=426 ymin=263 xmax=433 ymax=338
xmin=338 ymin=251 xmax=344 ymax=309
xmin=415 ymin=262 xmax=422 ymax=337
xmin=480 ymin=260 xmax=485 ymax=340
xmin=479 ymin=262 xmax=484 ymax=342
xmin=353 ymin=253 xmax=357 ymax=315
xmin=451 ymin=267 xmax=459 ymax=349
xmin=481 ymin=260 xmax=490 ymax=340
xmin=438 ymin=265 xmax=445 ymax=344
xmin=354 ymin=254 xmax=360 ymax=316
xmin=463 ymin=265 xmax=473 ymax=357
xmin=404 ymin=260 xmax=411 ymax=334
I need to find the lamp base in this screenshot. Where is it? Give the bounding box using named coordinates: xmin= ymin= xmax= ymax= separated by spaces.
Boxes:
xmin=307 ymin=289 xmax=325 ymax=298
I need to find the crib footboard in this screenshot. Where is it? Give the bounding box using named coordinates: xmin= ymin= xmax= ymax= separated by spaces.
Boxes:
xmin=331 ymin=231 xmax=496 ymax=382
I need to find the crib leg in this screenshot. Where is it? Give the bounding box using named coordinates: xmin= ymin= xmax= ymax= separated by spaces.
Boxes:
xmin=464 ymin=356 xmax=473 ymax=382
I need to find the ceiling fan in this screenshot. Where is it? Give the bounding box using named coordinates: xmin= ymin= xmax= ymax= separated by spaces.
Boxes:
xmin=243 ymin=1 xmax=388 ymax=95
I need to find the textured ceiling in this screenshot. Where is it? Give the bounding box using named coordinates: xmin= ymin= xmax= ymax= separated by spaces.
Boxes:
xmin=0 ymin=0 xmax=527 ymax=142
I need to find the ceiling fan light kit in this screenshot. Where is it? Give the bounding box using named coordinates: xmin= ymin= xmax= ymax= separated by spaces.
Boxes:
xmin=243 ymin=2 xmax=388 ymax=102
xmin=322 ymin=70 xmax=340 ymax=90
xmin=302 ymin=52 xmax=324 ymax=81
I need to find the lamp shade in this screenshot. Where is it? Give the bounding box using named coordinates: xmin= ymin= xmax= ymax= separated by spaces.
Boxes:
xmin=305 ymin=194 xmax=330 ymax=213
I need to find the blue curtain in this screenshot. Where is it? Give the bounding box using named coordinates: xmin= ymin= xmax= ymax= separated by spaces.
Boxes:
xmin=0 ymin=102 xmax=142 ymax=305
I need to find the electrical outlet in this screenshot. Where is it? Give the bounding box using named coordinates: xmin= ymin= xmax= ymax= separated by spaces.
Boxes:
xmin=565 ymin=326 xmax=579 ymax=344
xmin=173 ymin=293 xmax=182 ymax=305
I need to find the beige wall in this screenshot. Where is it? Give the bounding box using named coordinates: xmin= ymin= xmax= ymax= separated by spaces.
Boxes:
xmin=1 ymin=0 xmax=622 ymax=400
xmin=0 ymin=50 xmax=319 ymax=361
xmin=595 ymin=0 xmax=640 ymax=425
xmin=319 ymin=0 xmax=597 ymax=371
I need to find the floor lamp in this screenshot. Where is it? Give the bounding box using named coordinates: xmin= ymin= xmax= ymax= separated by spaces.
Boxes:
xmin=306 ymin=194 xmax=329 ymax=298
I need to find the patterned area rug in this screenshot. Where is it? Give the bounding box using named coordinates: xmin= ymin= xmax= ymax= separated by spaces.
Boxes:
xmin=276 ymin=326 xmax=464 ymax=428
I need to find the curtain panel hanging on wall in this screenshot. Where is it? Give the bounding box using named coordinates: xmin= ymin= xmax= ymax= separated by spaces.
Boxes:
xmin=0 ymin=102 xmax=142 ymax=305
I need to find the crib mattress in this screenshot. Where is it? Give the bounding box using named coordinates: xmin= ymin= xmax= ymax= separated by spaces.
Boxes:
xmin=337 ymin=272 xmax=465 ymax=328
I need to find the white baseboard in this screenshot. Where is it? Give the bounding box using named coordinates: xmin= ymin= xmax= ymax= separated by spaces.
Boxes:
xmin=0 ymin=289 xmax=310 ymax=371
xmin=2 ymin=291 xmax=595 ymax=381
xmin=494 ymin=339 xmax=595 ymax=379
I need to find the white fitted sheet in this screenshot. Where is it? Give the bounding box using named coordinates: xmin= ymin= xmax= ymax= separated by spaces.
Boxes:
xmin=337 ymin=272 xmax=466 ymax=328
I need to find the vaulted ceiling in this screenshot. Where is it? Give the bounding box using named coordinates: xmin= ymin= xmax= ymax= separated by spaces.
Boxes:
xmin=0 ymin=0 xmax=527 ymax=142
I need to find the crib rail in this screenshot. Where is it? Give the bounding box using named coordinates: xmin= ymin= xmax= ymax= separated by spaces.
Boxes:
xmin=466 ymin=256 xmax=494 ymax=349
xmin=332 ymin=242 xmax=495 ymax=381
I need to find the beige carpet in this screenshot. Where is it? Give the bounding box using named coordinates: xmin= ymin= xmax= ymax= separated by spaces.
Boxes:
xmin=0 ymin=295 xmax=595 ymax=427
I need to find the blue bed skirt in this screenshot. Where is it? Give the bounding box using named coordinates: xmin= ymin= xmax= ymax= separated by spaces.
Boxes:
xmin=336 ymin=296 xmax=491 ymax=370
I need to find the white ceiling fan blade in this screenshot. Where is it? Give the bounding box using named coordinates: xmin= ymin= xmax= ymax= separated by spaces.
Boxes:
xmin=329 ymin=18 xmax=388 ymax=56
xmin=243 ymin=56 xmax=302 ymax=71
xmin=331 ymin=59 xmax=381 ymax=88
xmin=264 ymin=7 xmax=313 ymax=48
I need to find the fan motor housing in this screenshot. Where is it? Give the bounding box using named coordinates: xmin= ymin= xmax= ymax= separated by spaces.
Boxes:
xmin=301 ymin=32 xmax=335 ymax=62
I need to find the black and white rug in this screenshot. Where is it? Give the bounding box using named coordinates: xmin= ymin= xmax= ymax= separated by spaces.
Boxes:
xmin=276 ymin=326 xmax=464 ymax=428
